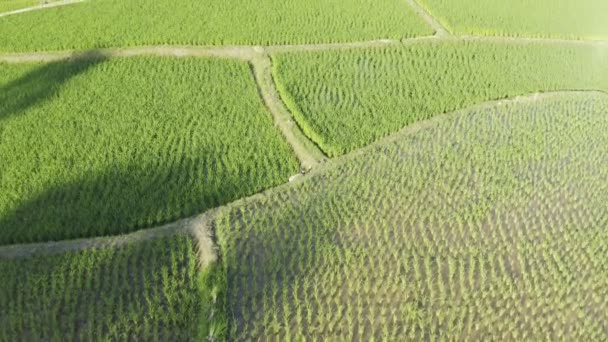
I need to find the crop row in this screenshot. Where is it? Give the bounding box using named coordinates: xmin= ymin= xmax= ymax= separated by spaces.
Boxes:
xmin=214 ymin=93 xmax=608 ymax=340
xmin=0 ymin=234 xmax=225 ymax=340
xmin=274 ymin=40 xmax=608 ymax=156
xmin=0 ymin=0 xmax=432 ymax=52
xmin=419 ymin=0 xmax=608 ymax=40
xmin=0 ymin=57 xmax=298 ymax=245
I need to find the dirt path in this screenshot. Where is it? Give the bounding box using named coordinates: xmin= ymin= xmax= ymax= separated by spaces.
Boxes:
xmin=251 ymin=55 xmax=326 ymax=171
xmin=1 ymin=34 xmax=606 ymax=65
xmin=2 ymin=90 xmax=605 ymax=259
xmin=0 ymin=45 xmax=262 ymax=63
xmin=335 ymin=90 xmax=608 ymax=164
xmin=0 ymin=212 xmax=217 ymax=264
xmin=0 ymin=0 xmax=84 ymax=18
xmin=461 ymin=34 xmax=608 ymax=47
xmin=404 ymin=0 xmax=450 ymax=37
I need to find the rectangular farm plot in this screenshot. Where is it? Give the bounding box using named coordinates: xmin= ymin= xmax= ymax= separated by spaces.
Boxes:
xmin=0 ymin=235 xmax=220 ymax=340
xmin=0 ymin=0 xmax=433 ymax=52
xmin=419 ymin=0 xmax=608 ymax=40
xmin=0 ymin=57 xmax=299 ymax=245
xmin=273 ymin=41 xmax=608 ymax=156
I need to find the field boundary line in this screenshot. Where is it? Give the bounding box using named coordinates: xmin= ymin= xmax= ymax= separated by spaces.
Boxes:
xmin=0 ymin=0 xmax=85 ymax=18
xmin=403 ymin=0 xmax=450 ymax=37
xmin=1 ymin=35 xmax=607 ymax=64
xmin=461 ymin=35 xmax=608 ymax=47
xmin=2 ymin=90 xmax=606 ymax=259
xmin=0 ymin=211 xmax=219 ymax=260
xmin=321 ymin=90 xmax=608 ymax=168
xmin=264 ymin=37 xmax=422 ymax=54
xmin=0 ymin=38 xmax=433 ymax=64
xmin=250 ymin=55 xmax=325 ymax=171
xmin=0 ymin=45 xmax=262 ymax=63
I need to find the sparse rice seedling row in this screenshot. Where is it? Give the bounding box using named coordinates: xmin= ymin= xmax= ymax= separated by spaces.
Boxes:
xmin=214 ymin=93 xmax=608 ymax=340
xmin=0 ymin=0 xmax=432 ymax=52
xmin=274 ymin=40 xmax=608 ymax=156
xmin=0 ymin=57 xmax=299 ymax=245
xmin=418 ymin=0 xmax=608 ymax=40
xmin=0 ymin=234 xmax=226 ymax=341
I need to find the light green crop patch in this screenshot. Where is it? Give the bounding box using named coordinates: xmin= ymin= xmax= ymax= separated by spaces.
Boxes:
xmin=0 ymin=0 xmax=432 ymax=52
xmin=274 ymin=40 xmax=608 ymax=156
xmin=419 ymin=0 xmax=608 ymax=40
xmin=0 ymin=57 xmax=299 ymax=244
xmin=215 ymin=93 xmax=608 ymax=340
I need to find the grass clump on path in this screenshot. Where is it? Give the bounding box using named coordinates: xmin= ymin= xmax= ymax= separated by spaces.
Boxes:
xmin=0 ymin=234 xmax=226 ymax=341
xmin=214 ymin=93 xmax=608 ymax=340
xmin=274 ymin=40 xmax=608 ymax=156
xmin=0 ymin=56 xmax=298 ymax=245
xmin=418 ymin=0 xmax=608 ymax=40
xmin=0 ymin=0 xmax=432 ymax=52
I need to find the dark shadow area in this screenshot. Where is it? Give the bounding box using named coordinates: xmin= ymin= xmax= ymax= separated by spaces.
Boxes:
xmin=0 ymin=50 xmax=107 ymax=121
xmin=0 ymin=158 xmax=252 ymax=245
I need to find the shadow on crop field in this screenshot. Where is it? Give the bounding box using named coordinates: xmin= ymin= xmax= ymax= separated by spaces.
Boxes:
xmin=0 ymin=158 xmax=248 ymax=245
xmin=0 ymin=50 xmax=107 ymax=121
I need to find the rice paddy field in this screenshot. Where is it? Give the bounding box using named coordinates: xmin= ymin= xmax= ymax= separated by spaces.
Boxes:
xmin=0 ymin=234 xmax=225 ymax=341
xmin=419 ymin=0 xmax=608 ymax=40
xmin=2 ymin=0 xmax=608 ymax=340
xmin=274 ymin=41 xmax=608 ymax=156
xmin=0 ymin=57 xmax=298 ymax=245
xmin=0 ymin=0 xmax=432 ymax=52
xmin=215 ymin=93 xmax=608 ymax=340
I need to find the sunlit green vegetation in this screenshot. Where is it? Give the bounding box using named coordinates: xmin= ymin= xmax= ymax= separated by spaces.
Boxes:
xmin=274 ymin=40 xmax=608 ymax=156
xmin=0 ymin=0 xmax=432 ymax=52
xmin=419 ymin=0 xmax=608 ymax=40
xmin=0 ymin=0 xmax=42 ymax=13
xmin=0 ymin=234 xmax=226 ymax=340
xmin=0 ymin=57 xmax=298 ymax=245
xmin=215 ymin=93 xmax=608 ymax=340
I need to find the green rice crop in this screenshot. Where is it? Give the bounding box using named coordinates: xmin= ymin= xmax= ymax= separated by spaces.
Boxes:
xmin=419 ymin=0 xmax=608 ymax=40
xmin=0 ymin=0 xmax=40 ymax=12
xmin=274 ymin=40 xmax=608 ymax=156
xmin=0 ymin=0 xmax=61 ymax=13
xmin=214 ymin=93 xmax=608 ymax=340
xmin=0 ymin=234 xmax=225 ymax=340
xmin=0 ymin=57 xmax=298 ymax=245
xmin=0 ymin=0 xmax=432 ymax=52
